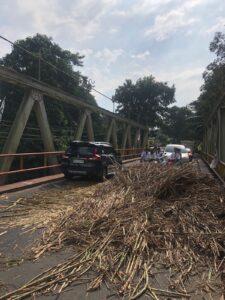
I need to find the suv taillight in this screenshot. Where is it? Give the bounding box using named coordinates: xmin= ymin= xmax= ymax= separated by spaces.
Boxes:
xmin=92 ymin=154 xmax=101 ymax=160
xmin=89 ymin=148 xmax=101 ymax=161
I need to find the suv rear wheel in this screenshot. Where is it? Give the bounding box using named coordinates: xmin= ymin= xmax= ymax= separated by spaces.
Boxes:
xmin=97 ymin=166 xmax=107 ymax=182
xmin=64 ymin=172 xmax=73 ymax=180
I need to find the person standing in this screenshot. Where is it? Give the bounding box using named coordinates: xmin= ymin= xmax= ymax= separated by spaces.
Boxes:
xmin=169 ymin=148 xmax=182 ymax=164
xmin=140 ymin=148 xmax=150 ymax=162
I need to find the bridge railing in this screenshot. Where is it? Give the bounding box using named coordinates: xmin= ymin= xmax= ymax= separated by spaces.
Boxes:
xmin=0 ymin=148 xmax=142 ymax=183
xmin=116 ymin=147 xmax=142 ymax=159
xmin=0 ymin=151 xmax=63 ymax=178
xmin=0 ymin=66 xmax=149 ymax=185
xmin=201 ymin=151 xmax=225 ymax=184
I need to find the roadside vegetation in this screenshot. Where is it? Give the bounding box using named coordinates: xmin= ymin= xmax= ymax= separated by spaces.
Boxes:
xmin=192 ymin=31 xmax=225 ymax=139
xmin=1 ymin=31 xmax=224 ymax=153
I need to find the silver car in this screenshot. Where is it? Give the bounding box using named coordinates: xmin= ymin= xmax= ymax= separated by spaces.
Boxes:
xmin=164 ymin=144 xmax=189 ymax=162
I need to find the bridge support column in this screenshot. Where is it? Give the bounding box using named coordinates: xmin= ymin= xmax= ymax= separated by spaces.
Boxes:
xmin=0 ymin=90 xmax=36 ymax=183
xmin=111 ymin=120 xmax=118 ymax=149
xmin=106 ymin=119 xmax=118 ymax=149
xmin=106 ymin=119 xmax=114 ymax=142
xmin=86 ymin=111 xmax=94 ymax=141
xmin=75 ymin=110 xmax=88 ymax=140
xmin=134 ymin=128 xmax=141 ymax=148
xmin=142 ymin=130 xmax=148 ymax=148
xmin=33 ymin=97 xmax=57 ymax=165
xmin=121 ymin=125 xmax=131 ymax=155
xmin=127 ymin=126 xmax=132 ymax=148
xmin=75 ymin=109 xmax=94 ymax=141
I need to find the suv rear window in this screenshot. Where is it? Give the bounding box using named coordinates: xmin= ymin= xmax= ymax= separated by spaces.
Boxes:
xmin=66 ymin=144 xmax=100 ymax=156
xmin=165 ymin=146 xmax=186 ymax=153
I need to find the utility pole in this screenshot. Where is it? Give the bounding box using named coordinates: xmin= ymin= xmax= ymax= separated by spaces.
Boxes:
xmin=38 ymin=49 xmax=41 ymax=81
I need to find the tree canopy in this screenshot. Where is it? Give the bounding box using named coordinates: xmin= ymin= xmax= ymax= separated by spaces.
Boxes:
xmin=0 ymin=34 xmax=97 ymax=151
xmin=0 ymin=34 xmax=95 ymax=100
xmin=194 ymin=31 xmax=225 ymax=124
xmin=162 ymin=106 xmax=195 ymax=143
xmin=112 ymin=76 xmax=175 ymax=127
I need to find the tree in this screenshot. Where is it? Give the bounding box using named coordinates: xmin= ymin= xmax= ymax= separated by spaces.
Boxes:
xmin=0 ymin=34 xmax=97 ymax=151
xmin=162 ymin=106 xmax=195 ymax=143
xmin=112 ymin=76 xmax=175 ymax=127
xmin=194 ymin=31 xmax=225 ymax=123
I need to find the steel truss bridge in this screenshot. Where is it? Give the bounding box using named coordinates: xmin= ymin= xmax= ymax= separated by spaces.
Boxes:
xmin=1 ymin=64 xmax=225 ymax=187
xmin=203 ymin=92 xmax=225 ymax=183
xmin=0 ymin=66 xmax=148 ymax=185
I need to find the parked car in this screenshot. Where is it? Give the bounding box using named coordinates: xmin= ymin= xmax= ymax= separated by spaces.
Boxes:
xmin=61 ymin=141 xmax=122 ymax=181
xmin=164 ymin=144 xmax=189 ymax=162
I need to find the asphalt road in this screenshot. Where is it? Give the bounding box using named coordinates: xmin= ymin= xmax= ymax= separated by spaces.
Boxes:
xmin=1 ymin=169 xmax=152 ymax=300
xmin=0 ymin=160 xmax=222 ymax=299
xmin=0 ymin=178 xmax=123 ymax=299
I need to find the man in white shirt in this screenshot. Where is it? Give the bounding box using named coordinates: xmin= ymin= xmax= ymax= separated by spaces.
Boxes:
xmin=140 ymin=148 xmax=151 ymax=162
xmin=170 ymin=148 xmax=182 ymax=164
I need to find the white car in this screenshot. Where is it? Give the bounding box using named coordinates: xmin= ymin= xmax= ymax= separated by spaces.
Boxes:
xmin=164 ymin=144 xmax=189 ymax=162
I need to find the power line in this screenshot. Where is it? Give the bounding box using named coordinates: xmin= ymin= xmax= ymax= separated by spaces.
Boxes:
xmin=0 ymin=35 xmax=82 ymax=82
xmin=0 ymin=35 xmax=115 ymax=104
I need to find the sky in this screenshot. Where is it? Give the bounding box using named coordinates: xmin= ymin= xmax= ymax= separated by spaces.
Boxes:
xmin=0 ymin=0 xmax=225 ymax=112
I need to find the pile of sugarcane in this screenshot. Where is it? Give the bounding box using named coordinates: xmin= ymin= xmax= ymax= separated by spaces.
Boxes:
xmin=0 ymin=183 xmax=96 ymax=231
xmin=1 ymin=164 xmax=225 ymax=299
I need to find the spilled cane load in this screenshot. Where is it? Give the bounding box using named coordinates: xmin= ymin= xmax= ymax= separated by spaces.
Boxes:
xmin=1 ymin=164 xmax=225 ymax=299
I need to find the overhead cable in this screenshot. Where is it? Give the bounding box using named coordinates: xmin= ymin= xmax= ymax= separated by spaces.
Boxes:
xmin=0 ymin=35 xmax=114 ymax=103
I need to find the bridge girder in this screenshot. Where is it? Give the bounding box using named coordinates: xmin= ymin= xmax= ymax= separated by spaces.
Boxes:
xmin=0 ymin=66 xmax=149 ymax=179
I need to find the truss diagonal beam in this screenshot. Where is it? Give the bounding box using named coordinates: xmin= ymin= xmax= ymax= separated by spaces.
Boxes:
xmin=33 ymin=96 xmax=57 ymax=165
xmin=0 ymin=90 xmax=35 ymax=176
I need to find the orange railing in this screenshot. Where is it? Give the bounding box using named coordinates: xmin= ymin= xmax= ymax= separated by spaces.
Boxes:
xmin=116 ymin=148 xmax=143 ymax=160
xmin=0 ymin=151 xmax=63 ymax=177
xmin=0 ymin=148 xmax=143 ymax=181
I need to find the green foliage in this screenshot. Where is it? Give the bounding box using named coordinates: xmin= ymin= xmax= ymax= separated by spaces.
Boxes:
xmin=162 ymin=106 xmax=195 ymax=143
xmin=194 ymin=31 xmax=225 ymax=124
xmin=154 ymin=130 xmax=171 ymax=145
xmin=0 ymin=34 xmax=90 ymax=94
xmin=0 ymin=34 xmax=97 ymax=151
xmin=112 ymin=76 xmax=175 ymax=127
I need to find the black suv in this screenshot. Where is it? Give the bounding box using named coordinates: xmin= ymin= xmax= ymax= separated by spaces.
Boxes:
xmin=61 ymin=141 xmax=122 ymax=181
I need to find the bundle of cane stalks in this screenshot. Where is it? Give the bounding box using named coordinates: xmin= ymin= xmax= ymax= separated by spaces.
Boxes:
xmin=1 ymin=164 xmax=225 ymax=299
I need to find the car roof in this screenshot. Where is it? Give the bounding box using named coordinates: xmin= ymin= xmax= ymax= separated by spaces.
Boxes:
xmin=165 ymin=144 xmax=185 ymax=149
xmin=70 ymin=141 xmax=113 ymax=147
xmin=166 ymin=144 xmax=185 ymax=148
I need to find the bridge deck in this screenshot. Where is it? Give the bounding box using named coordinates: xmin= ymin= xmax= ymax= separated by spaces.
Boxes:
xmin=0 ymin=159 xmax=223 ymax=299
xmin=0 ymin=174 xmax=64 ymax=194
xmin=0 ymin=158 xmax=139 ymax=194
